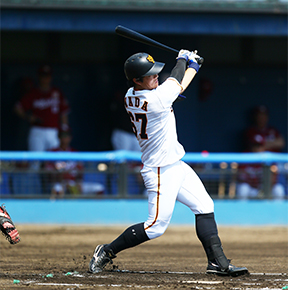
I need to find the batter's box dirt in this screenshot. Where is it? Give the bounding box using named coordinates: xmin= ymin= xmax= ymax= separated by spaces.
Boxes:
xmin=0 ymin=225 xmax=287 ymax=289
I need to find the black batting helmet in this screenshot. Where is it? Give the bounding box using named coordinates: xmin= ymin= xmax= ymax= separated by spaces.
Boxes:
xmin=124 ymin=53 xmax=165 ymax=81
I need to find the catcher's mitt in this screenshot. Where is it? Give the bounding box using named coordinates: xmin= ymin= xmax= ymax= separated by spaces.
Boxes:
xmin=0 ymin=204 xmax=20 ymax=244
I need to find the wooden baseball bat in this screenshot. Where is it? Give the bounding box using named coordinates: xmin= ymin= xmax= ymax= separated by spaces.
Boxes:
xmin=115 ymin=25 xmax=204 ymax=65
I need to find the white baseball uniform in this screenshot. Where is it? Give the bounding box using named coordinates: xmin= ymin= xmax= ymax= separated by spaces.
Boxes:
xmin=124 ymin=77 xmax=214 ymax=240
xmin=89 ymin=54 xmax=248 ymax=277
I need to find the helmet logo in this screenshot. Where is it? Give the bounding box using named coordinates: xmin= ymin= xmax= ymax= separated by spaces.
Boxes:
xmin=147 ymin=55 xmax=155 ymax=63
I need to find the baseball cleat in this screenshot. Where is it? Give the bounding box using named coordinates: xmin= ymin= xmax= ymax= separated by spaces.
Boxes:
xmin=0 ymin=204 xmax=20 ymax=244
xmin=88 ymin=244 xmax=116 ymax=273
xmin=206 ymin=260 xmax=249 ymax=277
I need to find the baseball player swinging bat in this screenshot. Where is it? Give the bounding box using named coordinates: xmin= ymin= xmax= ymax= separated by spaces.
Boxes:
xmin=115 ymin=25 xmax=204 ymax=65
xmin=88 ymin=34 xmax=248 ymax=277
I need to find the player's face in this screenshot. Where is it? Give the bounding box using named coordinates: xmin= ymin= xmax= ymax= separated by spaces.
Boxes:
xmin=39 ymin=74 xmax=52 ymax=89
xmin=255 ymin=112 xmax=268 ymax=128
xmin=135 ymin=74 xmax=159 ymax=90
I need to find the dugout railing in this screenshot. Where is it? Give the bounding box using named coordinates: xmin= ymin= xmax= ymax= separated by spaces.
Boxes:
xmin=0 ymin=151 xmax=287 ymax=199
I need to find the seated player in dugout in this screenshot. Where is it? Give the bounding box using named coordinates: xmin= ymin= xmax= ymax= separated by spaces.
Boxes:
xmin=45 ymin=126 xmax=105 ymax=197
xmin=237 ymin=135 xmax=285 ymax=199
xmin=88 ymin=51 xmax=248 ymax=276
xmin=244 ymin=105 xmax=285 ymax=153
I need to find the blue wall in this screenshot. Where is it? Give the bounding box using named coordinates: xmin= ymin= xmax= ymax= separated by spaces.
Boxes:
xmin=1 ymin=199 xmax=287 ymax=226
xmin=175 ymin=67 xmax=287 ymax=152
xmin=2 ymin=63 xmax=286 ymax=153
xmin=1 ymin=9 xmax=287 ymax=153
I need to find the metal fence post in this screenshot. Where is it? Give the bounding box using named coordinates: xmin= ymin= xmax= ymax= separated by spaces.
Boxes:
xmin=118 ymin=162 xmax=128 ymax=197
xmin=262 ymin=164 xmax=272 ymax=198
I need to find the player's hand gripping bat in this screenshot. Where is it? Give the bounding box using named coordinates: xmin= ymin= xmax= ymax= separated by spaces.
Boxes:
xmin=115 ymin=25 xmax=204 ymax=65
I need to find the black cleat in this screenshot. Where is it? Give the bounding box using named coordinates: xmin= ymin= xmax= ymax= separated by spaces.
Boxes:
xmin=88 ymin=244 xmax=116 ymax=273
xmin=206 ymin=260 xmax=249 ymax=277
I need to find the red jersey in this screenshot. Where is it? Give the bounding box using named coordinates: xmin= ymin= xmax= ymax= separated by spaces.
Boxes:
xmin=16 ymin=87 xmax=70 ymax=128
xmin=45 ymin=147 xmax=83 ymax=182
xmin=245 ymin=126 xmax=281 ymax=152
xmin=238 ymin=163 xmax=278 ymax=189
xmin=238 ymin=164 xmax=263 ymax=189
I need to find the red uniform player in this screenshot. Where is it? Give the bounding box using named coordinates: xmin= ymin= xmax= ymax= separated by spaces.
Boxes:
xmin=45 ymin=127 xmax=104 ymax=196
xmin=15 ymin=65 xmax=70 ymax=151
xmin=245 ymin=105 xmax=285 ymax=153
xmin=237 ymin=134 xmax=285 ymax=199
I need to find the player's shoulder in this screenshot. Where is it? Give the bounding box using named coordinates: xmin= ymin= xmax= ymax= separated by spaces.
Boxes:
xmin=156 ymin=77 xmax=182 ymax=95
xmin=160 ymin=77 xmax=181 ymax=87
xmin=22 ymin=87 xmax=40 ymax=98
xmin=266 ymin=126 xmax=280 ymax=135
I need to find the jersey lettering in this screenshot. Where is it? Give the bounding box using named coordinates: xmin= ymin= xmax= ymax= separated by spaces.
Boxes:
xmin=124 ymin=97 xmax=148 ymax=112
xmin=128 ymin=97 xmax=133 ymax=107
xmin=135 ymin=97 xmax=140 ymax=108
xmin=141 ymin=101 xmax=148 ymax=112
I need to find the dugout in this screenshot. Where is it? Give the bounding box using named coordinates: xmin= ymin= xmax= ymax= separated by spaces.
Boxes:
xmin=1 ymin=1 xmax=287 ymax=153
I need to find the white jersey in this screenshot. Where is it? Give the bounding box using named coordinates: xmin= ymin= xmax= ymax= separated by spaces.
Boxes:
xmin=124 ymin=78 xmax=185 ymax=167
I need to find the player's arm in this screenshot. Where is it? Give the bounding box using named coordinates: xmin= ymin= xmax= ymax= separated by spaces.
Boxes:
xmin=179 ymin=50 xmax=201 ymax=94
xmin=168 ymin=50 xmax=201 ymax=94
xmin=180 ymin=67 xmax=197 ymax=94
xmin=14 ymin=102 xmax=39 ymax=124
xmin=59 ymin=92 xmax=70 ymax=127
xmin=61 ymin=113 xmax=69 ymax=127
xmin=265 ymin=136 xmax=285 ymax=151
xmin=157 ymin=50 xmax=201 ymax=106
xmin=169 ymin=57 xmax=187 ymax=86
xmin=14 ymin=103 xmax=27 ymax=120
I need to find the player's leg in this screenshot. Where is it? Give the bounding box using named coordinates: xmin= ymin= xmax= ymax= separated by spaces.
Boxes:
xmin=28 ymin=127 xmax=46 ymax=151
xmin=236 ymin=183 xmax=252 ymax=199
xmin=177 ymin=161 xmax=248 ymax=276
xmin=89 ymin=162 xmax=183 ymax=273
xmin=272 ymin=183 xmax=285 ymax=199
xmin=106 ymin=163 xmax=182 ymax=250
xmin=88 ymin=222 xmax=149 ymax=273
xmin=46 ymin=128 xmax=60 ymax=151
xmin=175 ymin=162 xmax=223 ymax=267
xmin=27 ymin=127 xmax=46 ymax=194
xmin=142 ymin=162 xmax=184 ymax=239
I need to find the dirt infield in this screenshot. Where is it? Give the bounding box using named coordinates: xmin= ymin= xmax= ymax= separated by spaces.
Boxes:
xmin=0 ymin=225 xmax=287 ymax=289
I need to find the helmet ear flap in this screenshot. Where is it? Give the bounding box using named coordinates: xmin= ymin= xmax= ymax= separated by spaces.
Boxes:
xmin=127 ymin=79 xmax=135 ymax=88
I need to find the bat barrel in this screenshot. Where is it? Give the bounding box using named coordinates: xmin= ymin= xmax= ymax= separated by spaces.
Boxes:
xmin=115 ymin=25 xmax=204 ymax=65
xmin=115 ymin=25 xmax=178 ymax=54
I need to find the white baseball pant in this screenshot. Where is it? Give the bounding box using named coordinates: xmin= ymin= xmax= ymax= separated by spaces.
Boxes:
xmin=141 ymin=160 xmax=214 ymax=239
xmin=28 ymin=126 xmax=59 ymax=151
